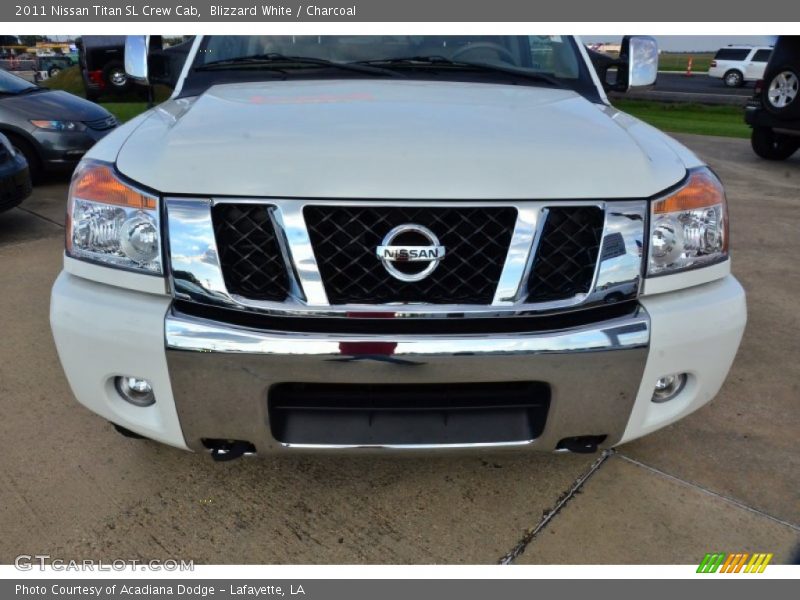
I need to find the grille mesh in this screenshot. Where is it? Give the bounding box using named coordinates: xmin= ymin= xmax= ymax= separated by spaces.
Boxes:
xmin=526 ymin=206 xmax=605 ymax=302
xmin=212 ymin=203 xmax=290 ymax=301
xmin=304 ymin=206 xmax=517 ymax=305
xmin=210 ymin=203 xmax=606 ymax=307
xmin=84 ymin=115 xmax=117 ymax=131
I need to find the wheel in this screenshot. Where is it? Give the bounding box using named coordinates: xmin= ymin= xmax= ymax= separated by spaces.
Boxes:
xmin=763 ymin=66 xmax=800 ymax=118
xmin=102 ymin=61 xmax=130 ymax=93
xmin=47 ymin=66 xmax=61 ymax=78
xmin=723 ymin=69 xmax=744 ymax=88
xmin=4 ymin=133 xmax=42 ymax=182
xmin=751 ymin=126 xmax=800 ymax=160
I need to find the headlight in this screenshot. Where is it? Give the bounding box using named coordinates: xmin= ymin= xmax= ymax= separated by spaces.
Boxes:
xmin=66 ymin=160 xmax=162 ymax=275
xmin=30 ymin=119 xmax=86 ymax=132
xmin=647 ymin=167 xmax=728 ymax=276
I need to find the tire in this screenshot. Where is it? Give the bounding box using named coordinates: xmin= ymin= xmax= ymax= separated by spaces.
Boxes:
xmin=723 ymin=69 xmax=744 ymax=88
xmin=103 ymin=61 xmax=130 ymax=93
xmin=751 ymin=126 xmax=800 ymax=161
xmin=47 ymin=66 xmax=61 ymax=78
xmin=763 ymin=66 xmax=800 ymax=118
xmin=4 ymin=134 xmax=42 ymax=182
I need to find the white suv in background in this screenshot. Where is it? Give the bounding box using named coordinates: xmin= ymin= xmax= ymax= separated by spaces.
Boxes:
xmin=709 ymin=45 xmax=773 ymax=87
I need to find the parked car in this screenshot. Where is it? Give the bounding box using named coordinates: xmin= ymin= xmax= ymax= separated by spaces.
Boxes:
xmin=745 ymin=36 xmax=800 ymax=160
xmin=0 ymin=68 xmax=118 ymax=179
xmin=0 ymin=132 xmax=31 ymax=212
xmin=76 ymin=36 xmax=130 ymax=100
xmin=38 ymin=55 xmax=76 ymax=78
xmin=50 ymin=35 xmax=746 ymax=460
xmin=708 ymin=45 xmax=773 ymax=87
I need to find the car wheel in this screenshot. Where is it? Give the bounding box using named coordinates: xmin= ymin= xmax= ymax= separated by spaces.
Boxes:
xmin=103 ymin=61 xmax=130 ymax=93
xmin=764 ymin=66 xmax=800 ymax=118
xmin=751 ymin=126 xmax=800 ymax=160
xmin=4 ymin=134 xmax=42 ymax=182
xmin=724 ymin=70 xmax=744 ymax=87
xmin=48 ymin=66 xmax=61 ymax=78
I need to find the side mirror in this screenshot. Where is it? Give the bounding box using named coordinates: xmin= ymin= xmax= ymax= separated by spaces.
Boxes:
xmin=624 ymin=35 xmax=658 ymax=88
xmin=124 ymin=35 xmax=150 ymax=84
xmin=588 ymin=35 xmax=658 ymax=93
xmin=125 ymin=35 xmax=191 ymax=91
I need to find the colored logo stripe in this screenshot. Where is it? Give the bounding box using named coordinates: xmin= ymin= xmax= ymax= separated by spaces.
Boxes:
xmin=697 ymin=553 xmax=725 ymax=573
xmin=697 ymin=553 xmax=773 ymax=573
xmin=745 ymin=553 xmax=773 ymax=573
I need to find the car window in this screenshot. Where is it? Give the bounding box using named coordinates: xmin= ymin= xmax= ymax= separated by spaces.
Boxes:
xmin=752 ymin=49 xmax=772 ymax=63
xmin=714 ymin=48 xmax=750 ymax=61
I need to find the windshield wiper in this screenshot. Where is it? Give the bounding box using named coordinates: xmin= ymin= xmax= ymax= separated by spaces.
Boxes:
xmin=196 ymin=53 xmax=403 ymax=78
xmin=353 ymin=56 xmax=561 ymax=86
xmin=17 ymin=86 xmax=44 ymax=95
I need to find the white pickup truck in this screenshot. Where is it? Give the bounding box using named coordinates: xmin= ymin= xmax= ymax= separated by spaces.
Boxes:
xmin=50 ymin=35 xmax=746 ymax=460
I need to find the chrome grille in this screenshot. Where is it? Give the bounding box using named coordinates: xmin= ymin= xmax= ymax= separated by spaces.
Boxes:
xmin=169 ymin=198 xmax=646 ymax=316
xmin=211 ymin=203 xmax=290 ymax=301
xmin=527 ymin=206 xmax=605 ymax=302
xmin=303 ymin=205 xmax=518 ymax=304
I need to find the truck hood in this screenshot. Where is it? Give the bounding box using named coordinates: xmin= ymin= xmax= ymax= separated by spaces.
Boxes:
xmin=115 ymin=80 xmax=689 ymax=199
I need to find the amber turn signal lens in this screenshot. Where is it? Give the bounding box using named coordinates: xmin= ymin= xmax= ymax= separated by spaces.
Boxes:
xmin=653 ymin=170 xmax=725 ymax=214
xmin=69 ymin=162 xmax=157 ymax=210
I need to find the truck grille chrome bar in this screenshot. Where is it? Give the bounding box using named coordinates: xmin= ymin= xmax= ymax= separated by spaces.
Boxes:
xmin=166 ymin=198 xmax=647 ymax=318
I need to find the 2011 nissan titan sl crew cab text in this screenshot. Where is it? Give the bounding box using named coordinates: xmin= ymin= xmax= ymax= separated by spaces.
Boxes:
xmin=49 ymin=35 xmax=747 ymax=460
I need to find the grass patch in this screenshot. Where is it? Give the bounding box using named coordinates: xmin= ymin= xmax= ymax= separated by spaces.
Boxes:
xmin=658 ymin=52 xmax=714 ymax=73
xmin=101 ymin=103 xmax=150 ymax=123
xmin=41 ymin=65 xmax=87 ymax=96
xmin=612 ymin=99 xmax=749 ymax=138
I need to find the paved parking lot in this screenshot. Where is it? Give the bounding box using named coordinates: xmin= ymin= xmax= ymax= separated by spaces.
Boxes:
xmin=0 ymin=134 xmax=798 ymax=565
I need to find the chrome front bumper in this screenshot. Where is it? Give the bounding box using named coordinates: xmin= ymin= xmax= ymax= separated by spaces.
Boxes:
xmin=165 ymin=305 xmax=650 ymax=453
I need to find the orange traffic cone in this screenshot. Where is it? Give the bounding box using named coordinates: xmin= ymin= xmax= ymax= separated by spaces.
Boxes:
xmin=685 ymin=56 xmax=693 ymax=77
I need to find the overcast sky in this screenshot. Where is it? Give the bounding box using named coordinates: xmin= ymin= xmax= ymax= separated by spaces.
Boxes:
xmin=582 ymin=35 xmax=777 ymax=52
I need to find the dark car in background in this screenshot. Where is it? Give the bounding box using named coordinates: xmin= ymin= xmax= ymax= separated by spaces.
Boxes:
xmin=0 ymin=132 xmax=31 ymax=212
xmin=745 ymin=36 xmax=800 ymax=160
xmin=0 ymin=69 xmax=117 ymax=179
xmin=76 ymin=35 xmax=130 ymax=100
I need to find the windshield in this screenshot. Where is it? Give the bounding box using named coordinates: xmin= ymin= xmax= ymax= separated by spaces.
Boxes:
xmin=197 ymin=35 xmax=580 ymax=76
xmin=184 ymin=35 xmax=598 ymax=98
xmin=0 ymin=69 xmax=38 ymax=94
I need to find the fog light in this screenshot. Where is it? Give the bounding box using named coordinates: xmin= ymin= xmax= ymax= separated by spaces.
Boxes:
xmin=652 ymin=373 xmax=687 ymax=403
xmin=114 ymin=376 xmax=155 ymax=407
